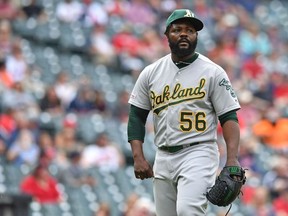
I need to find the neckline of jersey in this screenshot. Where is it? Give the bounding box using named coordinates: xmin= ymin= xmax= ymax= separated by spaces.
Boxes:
xmin=173 ymin=52 xmax=199 ymax=69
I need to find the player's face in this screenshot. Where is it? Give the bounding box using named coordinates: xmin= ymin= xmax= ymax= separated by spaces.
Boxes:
xmin=166 ymin=21 xmax=198 ymax=58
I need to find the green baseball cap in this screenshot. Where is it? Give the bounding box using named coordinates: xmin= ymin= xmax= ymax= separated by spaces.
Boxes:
xmin=165 ymin=9 xmax=204 ymax=32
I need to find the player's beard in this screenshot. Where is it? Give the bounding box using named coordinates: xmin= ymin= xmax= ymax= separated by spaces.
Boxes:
xmin=168 ymin=37 xmax=198 ymax=58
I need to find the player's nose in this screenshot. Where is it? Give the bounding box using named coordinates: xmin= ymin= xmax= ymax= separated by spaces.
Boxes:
xmin=179 ymin=30 xmax=188 ymax=37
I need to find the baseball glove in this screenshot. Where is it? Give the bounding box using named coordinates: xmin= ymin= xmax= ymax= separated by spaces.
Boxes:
xmin=206 ymin=166 xmax=246 ymax=207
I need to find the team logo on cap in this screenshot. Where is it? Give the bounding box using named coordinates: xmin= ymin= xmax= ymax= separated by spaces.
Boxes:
xmin=184 ymin=10 xmax=194 ymax=18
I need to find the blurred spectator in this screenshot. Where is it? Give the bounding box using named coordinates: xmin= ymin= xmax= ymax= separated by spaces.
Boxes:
xmin=94 ymin=202 xmax=111 ymax=216
xmin=1 ymin=81 xmax=39 ymax=118
xmin=236 ymin=89 xmax=262 ymax=134
xmin=66 ymin=79 xmax=107 ymax=114
xmin=262 ymin=156 xmax=288 ymax=199
xmin=238 ymin=21 xmax=272 ymax=58
xmin=40 ymin=85 xmax=64 ymax=115
xmin=252 ymin=109 xmax=288 ymax=149
xmin=122 ymin=193 xmax=139 ymax=216
xmin=105 ymin=0 xmax=128 ymax=18
xmin=81 ymin=0 xmax=109 ymax=27
xmin=191 ymin=0 xmax=210 ymax=23
xmin=0 ymin=55 xmax=14 ymax=88
xmin=113 ymin=90 xmax=130 ymax=122
xmin=238 ymin=137 xmax=266 ymax=175
xmin=88 ymin=24 xmax=116 ymax=66
xmin=21 ymin=65 xmax=46 ymax=99
xmin=260 ymin=50 xmax=288 ymax=75
xmin=273 ymin=187 xmax=288 ymax=215
xmin=0 ymin=109 xmax=23 ymax=149
xmin=56 ymin=0 xmax=83 ymax=23
xmin=125 ymin=197 xmax=156 ymax=216
xmin=67 ymin=85 xmax=96 ymax=113
xmin=20 ymin=164 xmax=62 ymax=204
xmin=124 ymin=0 xmax=157 ymax=27
xmin=19 ymin=0 xmax=47 ymax=21
xmin=0 ymin=136 xmax=6 ymax=155
xmin=138 ymin=27 xmax=167 ymax=64
xmin=209 ymin=35 xmax=239 ymax=79
xmin=37 ymin=131 xmax=57 ymax=167
xmin=242 ymin=186 xmax=275 ymax=216
xmin=6 ymin=40 xmax=28 ymax=82
xmin=0 ymin=19 xmax=14 ymax=56
xmin=233 ymin=0 xmax=260 ymax=13
xmin=54 ymin=114 xmax=84 ymax=168
xmin=6 ymin=127 xmax=40 ymax=166
xmin=54 ymin=71 xmax=77 ymax=108
xmin=272 ymin=73 xmax=288 ymax=100
xmin=265 ymin=26 xmax=285 ymax=54
xmin=0 ymin=0 xmax=18 ymax=20
xmin=111 ymin=26 xmax=144 ymax=73
xmin=58 ymin=150 xmax=95 ymax=188
xmin=81 ymin=132 xmax=125 ymax=172
xmin=92 ymin=89 xmax=107 ymax=113
xmin=241 ymin=52 xmax=264 ymax=80
xmin=252 ymin=75 xmax=275 ymax=103
xmin=111 ymin=25 xmax=141 ymax=57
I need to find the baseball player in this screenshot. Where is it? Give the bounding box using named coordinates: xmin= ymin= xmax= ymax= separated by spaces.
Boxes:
xmin=127 ymin=9 xmax=241 ymax=216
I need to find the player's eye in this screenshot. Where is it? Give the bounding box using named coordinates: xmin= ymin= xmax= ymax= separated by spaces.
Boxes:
xmin=187 ymin=29 xmax=196 ymax=34
xmin=171 ymin=28 xmax=196 ymax=35
xmin=172 ymin=28 xmax=181 ymax=33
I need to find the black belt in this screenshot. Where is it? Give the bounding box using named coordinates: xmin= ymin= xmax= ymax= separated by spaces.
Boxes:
xmin=158 ymin=142 xmax=201 ymax=153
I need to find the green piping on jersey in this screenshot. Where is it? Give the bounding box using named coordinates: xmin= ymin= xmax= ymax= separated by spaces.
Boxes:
xmin=153 ymin=96 xmax=205 ymax=115
xmin=128 ymin=105 xmax=149 ymax=142
xmin=174 ymin=52 xmax=199 ymax=68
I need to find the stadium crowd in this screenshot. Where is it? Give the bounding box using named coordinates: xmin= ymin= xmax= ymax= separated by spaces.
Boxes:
xmin=0 ymin=0 xmax=288 ymax=215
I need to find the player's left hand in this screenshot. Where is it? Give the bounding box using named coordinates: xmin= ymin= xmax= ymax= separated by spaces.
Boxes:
xmin=206 ymin=166 xmax=246 ymax=207
xmin=225 ymin=158 xmax=240 ymax=167
xmin=225 ymin=159 xmax=241 ymax=180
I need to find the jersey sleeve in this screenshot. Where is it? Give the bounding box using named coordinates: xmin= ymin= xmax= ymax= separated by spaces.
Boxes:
xmin=128 ymin=68 xmax=152 ymax=110
xmin=211 ymin=69 xmax=241 ymax=117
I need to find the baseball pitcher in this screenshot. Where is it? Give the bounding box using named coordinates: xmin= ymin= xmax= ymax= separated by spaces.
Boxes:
xmin=127 ymin=9 xmax=245 ymax=216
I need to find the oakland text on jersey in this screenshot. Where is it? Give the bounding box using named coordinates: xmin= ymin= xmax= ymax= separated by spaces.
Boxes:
xmin=151 ymin=78 xmax=206 ymax=115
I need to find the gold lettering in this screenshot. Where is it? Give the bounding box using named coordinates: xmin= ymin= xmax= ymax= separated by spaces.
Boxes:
xmin=163 ymin=85 xmax=170 ymax=101
xmin=150 ymin=91 xmax=156 ymax=109
xmin=178 ymin=89 xmax=186 ymax=98
xmin=150 ymin=78 xmax=206 ymax=110
xmin=185 ymin=88 xmax=194 ymax=96
xmin=150 ymin=85 xmax=170 ymax=109
xmin=194 ymin=79 xmax=205 ymax=94
xmin=155 ymin=95 xmax=162 ymax=104
xmin=171 ymin=83 xmax=181 ymax=99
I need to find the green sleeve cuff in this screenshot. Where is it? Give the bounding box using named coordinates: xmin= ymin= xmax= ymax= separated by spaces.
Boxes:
xmin=127 ymin=105 xmax=150 ymax=142
xmin=218 ymin=110 xmax=239 ymax=126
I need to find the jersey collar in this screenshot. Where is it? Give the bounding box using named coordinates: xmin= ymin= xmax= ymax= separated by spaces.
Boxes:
xmin=173 ymin=52 xmax=199 ymax=69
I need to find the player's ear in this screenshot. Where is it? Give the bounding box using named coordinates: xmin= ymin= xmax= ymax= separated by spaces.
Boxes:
xmin=164 ymin=25 xmax=171 ymax=37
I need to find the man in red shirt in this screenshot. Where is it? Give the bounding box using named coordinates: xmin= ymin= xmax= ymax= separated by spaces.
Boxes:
xmin=273 ymin=187 xmax=288 ymax=215
xmin=20 ymin=164 xmax=62 ymax=204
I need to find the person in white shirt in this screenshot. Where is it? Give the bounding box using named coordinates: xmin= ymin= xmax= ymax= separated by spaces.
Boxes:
xmin=81 ymin=132 xmax=125 ymax=172
xmin=56 ymin=0 xmax=83 ymax=23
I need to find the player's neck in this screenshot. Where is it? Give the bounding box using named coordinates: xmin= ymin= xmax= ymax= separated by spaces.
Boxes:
xmin=172 ymin=52 xmax=199 ymax=66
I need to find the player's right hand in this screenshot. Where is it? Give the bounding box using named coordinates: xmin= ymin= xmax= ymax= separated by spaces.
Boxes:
xmin=134 ymin=158 xmax=154 ymax=180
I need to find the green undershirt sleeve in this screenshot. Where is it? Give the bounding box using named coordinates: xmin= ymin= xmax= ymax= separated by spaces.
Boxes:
xmin=218 ymin=110 xmax=239 ymax=126
xmin=127 ymin=105 xmax=150 ymax=142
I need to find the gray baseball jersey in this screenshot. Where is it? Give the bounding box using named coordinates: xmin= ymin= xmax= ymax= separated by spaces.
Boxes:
xmin=128 ymin=53 xmax=240 ymax=147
